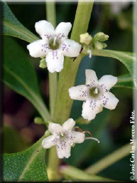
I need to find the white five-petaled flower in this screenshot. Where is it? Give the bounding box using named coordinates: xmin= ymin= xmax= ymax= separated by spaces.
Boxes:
xmin=42 ymin=119 xmax=85 ymax=159
xmin=27 ymin=20 xmax=81 ymax=73
xmin=69 ymin=69 xmax=119 ymax=121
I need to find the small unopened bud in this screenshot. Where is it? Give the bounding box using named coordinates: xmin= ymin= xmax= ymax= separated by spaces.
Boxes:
xmin=94 ymin=32 xmax=109 ymax=42
xmin=94 ymin=41 xmax=104 ymax=50
xmin=44 ymin=130 xmax=51 ymax=137
xmin=34 ymin=117 xmax=44 ymax=124
xmin=39 ymin=58 xmax=46 ymax=69
xmin=80 ymin=33 xmax=92 ymax=45
xmin=101 ymin=43 xmax=107 ymax=49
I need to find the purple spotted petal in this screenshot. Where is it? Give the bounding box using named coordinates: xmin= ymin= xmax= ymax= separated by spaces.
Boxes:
xmin=82 ymin=99 xmax=102 ymax=121
xmin=99 ymin=75 xmax=117 ymax=92
xmin=35 ymin=20 xmax=55 ymax=40
xmin=55 ymin=22 xmax=72 ymax=42
xmin=85 ymin=70 xmax=99 ymax=86
xmin=56 ymin=140 xmax=71 ymax=159
xmin=100 ymin=92 xmax=119 ymax=110
xmin=61 ymin=39 xmax=81 ymax=57
xmin=46 ymin=50 xmax=64 ymax=73
xmin=27 ymin=39 xmax=49 ymax=58
xmin=69 ymin=85 xmax=88 ymax=101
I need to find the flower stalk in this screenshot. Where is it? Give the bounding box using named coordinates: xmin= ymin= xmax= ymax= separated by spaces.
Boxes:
xmin=46 ymin=1 xmax=57 ymax=120
xmin=46 ymin=1 xmax=60 ymax=181
xmin=54 ymin=1 xmax=94 ymax=124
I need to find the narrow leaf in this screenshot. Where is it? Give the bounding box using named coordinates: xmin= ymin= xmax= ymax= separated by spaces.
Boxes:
xmin=115 ymin=74 xmax=135 ymax=89
xmin=59 ymin=165 xmax=114 ymax=182
xmin=92 ymin=49 xmax=136 ymax=85
xmin=3 ymin=1 xmax=38 ymax=43
xmin=86 ymin=143 xmax=131 ymax=175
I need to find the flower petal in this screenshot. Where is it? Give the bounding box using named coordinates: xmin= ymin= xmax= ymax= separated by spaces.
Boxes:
xmin=82 ymin=99 xmax=101 ymax=121
xmin=35 ymin=20 xmax=54 ymax=40
xmin=42 ymin=135 xmax=55 ymax=149
xmin=49 ymin=122 xmax=63 ymax=135
xmin=56 ymin=140 xmax=71 ymax=159
xmin=85 ymin=70 xmax=99 ymax=86
xmin=61 ymin=39 xmax=81 ymax=57
xmin=99 ymin=75 xmax=117 ymax=91
xmin=55 ymin=22 xmax=72 ymax=41
xmin=27 ymin=40 xmax=48 ymax=58
xmin=69 ymin=85 xmax=88 ymax=101
xmin=70 ymin=131 xmax=85 ymax=144
xmin=63 ymin=118 xmax=75 ymax=132
xmin=46 ymin=50 xmax=64 ymax=73
xmin=101 ymin=92 xmax=119 ymax=110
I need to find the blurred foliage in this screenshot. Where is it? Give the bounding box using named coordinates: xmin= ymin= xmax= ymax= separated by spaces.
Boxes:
xmin=3 ymin=125 xmax=29 ymax=153
xmin=3 ymin=1 xmax=134 ymax=181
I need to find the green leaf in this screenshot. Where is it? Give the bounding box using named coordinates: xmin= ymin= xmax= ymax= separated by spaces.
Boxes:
xmin=3 ymin=37 xmax=50 ymax=122
xmin=3 ymin=137 xmax=48 ymax=181
xmin=92 ymin=49 xmax=136 ymax=84
xmin=115 ymin=74 xmax=135 ymax=89
xmin=3 ymin=2 xmax=38 ymax=43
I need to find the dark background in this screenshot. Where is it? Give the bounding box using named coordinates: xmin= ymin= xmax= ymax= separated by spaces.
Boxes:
xmin=3 ymin=1 xmax=134 ymax=181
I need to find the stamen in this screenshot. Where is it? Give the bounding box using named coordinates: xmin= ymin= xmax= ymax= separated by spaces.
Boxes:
xmin=61 ymin=133 xmax=64 ymax=137
xmin=83 ymin=131 xmax=92 ymax=136
xmin=87 ymin=49 xmax=92 ymax=58
xmin=85 ymin=137 xmax=100 ymax=143
xmin=89 ymin=87 xmax=100 ymax=98
xmin=94 ymin=88 xmax=98 ymax=94
xmin=53 ymin=37 xmax=57 ymax=45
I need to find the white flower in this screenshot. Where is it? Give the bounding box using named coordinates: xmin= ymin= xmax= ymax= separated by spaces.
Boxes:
xmin=69 ymin=69 xmax=119 ymax=121
xmin=42 ymin=119 xmax=85 ymax=159
xmin=27 ymin=20 xmax=81 ymax=73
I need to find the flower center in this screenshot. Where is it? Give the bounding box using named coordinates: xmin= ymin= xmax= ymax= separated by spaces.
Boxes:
xmin=60 ymin=133 xmax=65 ymax=139
xmin=89 ymin=87 xmax=100 ymax=98
xmin=49 ymin=37 xmax=60 ymax=50
xmin=56 ymin=132 xmax=72 ymax=141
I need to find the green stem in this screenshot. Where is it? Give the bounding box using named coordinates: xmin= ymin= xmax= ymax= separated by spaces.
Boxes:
xmin=54 ymin=1 xmax=94 ymax=124
xmin=59 ymin=165 xmax=114 ymax=182
xmin=46 ymin=1 xmax=56 ymax=27
xmin=47 ymin=147 xmax=61 ymax=181
xmin=86 ymin=143 xmax=131 ymax=174
xmin=46 ymin=2 xmax=60 ymax=181
xmin=48 ymin=73 xmax=57 ymax=119
xmin=46 ymin=1 xmax=57 ymax=120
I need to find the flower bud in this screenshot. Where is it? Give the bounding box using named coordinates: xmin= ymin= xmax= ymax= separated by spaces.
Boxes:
xmin=94 ymin=32 xmax=109 ymax=42
xmin=39 ymin=58 xmax=46 ymax=69
xmin=44 ymin=130 xmax=51 ymax=137
xmin=94 ymin=41 xmax=104 ymax=50
xmin=80 ymin=33 xmax=92 ymax=45
xmin=34 ymin=117 xmax=44 ymax=124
